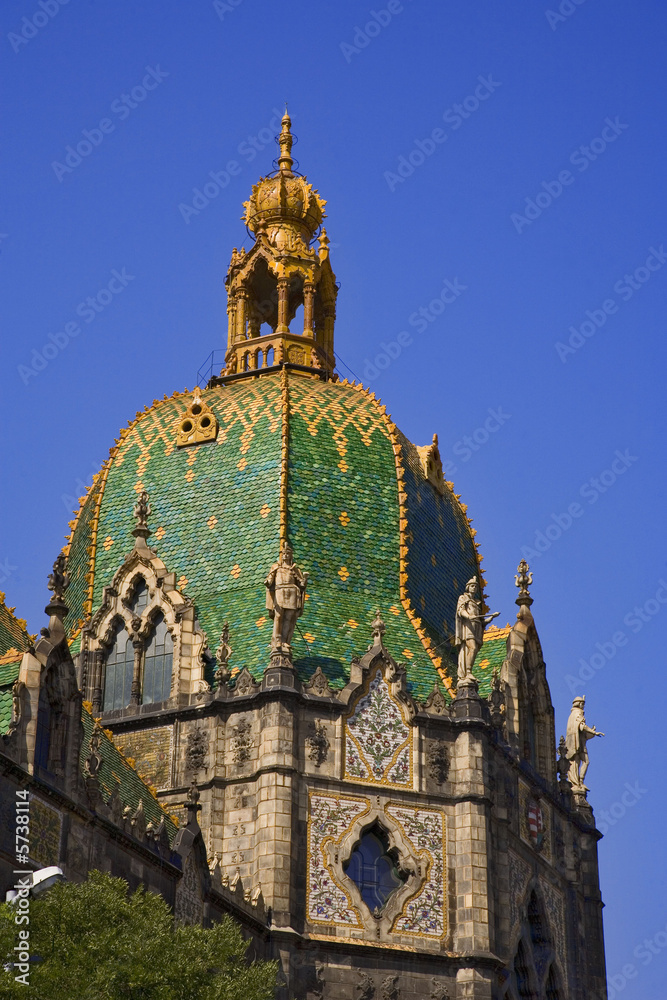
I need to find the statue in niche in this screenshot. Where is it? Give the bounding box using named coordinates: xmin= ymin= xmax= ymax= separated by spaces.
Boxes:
xmin=455 ymin=577 xmax=498 ymax=683
xmin=265 ymin=543 xmax=308 ymax=657
xmin=565 ymin=696 xmax=604 ymax=792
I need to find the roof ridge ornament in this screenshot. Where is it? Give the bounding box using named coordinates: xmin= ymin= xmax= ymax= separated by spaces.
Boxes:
xmin=515 ymin=559 xmax=533 ymax=608
xmin=370 ymin=609 xmax=386 ymax=649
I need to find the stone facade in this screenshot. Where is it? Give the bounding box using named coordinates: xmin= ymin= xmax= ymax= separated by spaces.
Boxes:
xmin=83 ymin=601 xmax=606 ymax=999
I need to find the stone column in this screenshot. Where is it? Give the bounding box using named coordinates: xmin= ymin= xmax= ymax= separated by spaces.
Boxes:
xmin=276 ymin=278 xmax=290 ymax=335
xmin=236 ymin=290 xmax=248 ymax=342
xmin=228 ymin=297 xmax=237 ymax=345
xmin=302 ymin=282 xmax=315 ymax=337
xmin=130 ymin=639 xmax=143 ymax=707
xmin=91 ymin=649 xmax=104 ymax=714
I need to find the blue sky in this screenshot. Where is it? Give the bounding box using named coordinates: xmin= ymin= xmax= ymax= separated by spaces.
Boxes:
xmin=1 ymin=1 xmax=666 ymax=993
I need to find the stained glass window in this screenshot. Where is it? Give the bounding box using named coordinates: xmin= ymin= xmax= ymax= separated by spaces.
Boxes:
xmin=103 ymin=624 xmax=134 ymax=711
xmin=142 ymin=614 xmax=173 ymax=705
xmin=343 ymin=823 xmax=407 ymax=913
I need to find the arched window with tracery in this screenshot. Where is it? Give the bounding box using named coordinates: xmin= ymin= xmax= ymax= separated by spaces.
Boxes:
xmin=103 ymin=623 xmax=134 ymax=711
xmin=142 ymin=613 xmax=174 ymax=705
xmin=503 ymin=891 xmax=563 ymax=1000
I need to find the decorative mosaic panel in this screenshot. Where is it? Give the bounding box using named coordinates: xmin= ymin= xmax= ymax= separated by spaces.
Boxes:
xmin=113 ymin=726 xmax=173 ymax=789
xmin=307 ymin=792 xmax=370 ymax=927
xmin=385 ymin=804 xmax=446 ymax=938
xmin=508 ymin=850 xmax=532 ymax=936
xmin=518 ymin=780 xmax=552 ymax=861
xmin=344 ymin=670 xmax=412 ymax=786
xmin=540 ymin=878 xmax=567 ymax=984
xmin=174 ymin=852 xmax=204 ymax=925
xmin=29 ymin=796 xmax=62 ymax=867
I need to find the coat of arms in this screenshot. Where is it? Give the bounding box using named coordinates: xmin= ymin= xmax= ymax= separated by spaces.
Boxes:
xmin=526 ymin=798 xmax=545 ymax=851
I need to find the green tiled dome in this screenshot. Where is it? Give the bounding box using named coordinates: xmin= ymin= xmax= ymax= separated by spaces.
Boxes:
xmin=64 ymin=371 xmax=481 ymax=701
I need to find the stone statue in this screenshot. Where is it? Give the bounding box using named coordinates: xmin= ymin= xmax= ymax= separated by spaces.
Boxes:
xmin=48 ymin=552 xmax=70 ymax=601
xmin=215 ymin=623 xmax=232 ymax=685
xmin=565 ymin=697 xmax=603 ymax=792
xmin=265 ymin=544 xmax=308 ymax=657
xmin=455 ymin=577 xmax=499 ymax=682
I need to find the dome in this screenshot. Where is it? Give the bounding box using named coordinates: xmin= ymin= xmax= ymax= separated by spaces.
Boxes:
xmin=64 ymin=371 xmax=482 ymax=701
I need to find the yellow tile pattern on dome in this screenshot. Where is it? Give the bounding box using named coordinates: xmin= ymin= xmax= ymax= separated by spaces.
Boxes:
xmin=286 ymin=374 xmax=455 ymax=699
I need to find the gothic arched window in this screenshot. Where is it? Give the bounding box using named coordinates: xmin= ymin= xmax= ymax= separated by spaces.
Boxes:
xmin=142 ymin=614 xmax=173 ymax=705
xmin=128 ymin=576 xmax=149 ymax=614
xmin=514 ymin=939 xmax=537 ymax=999
xmin=343 ymin=822 xmax=407 ymax=913
xmin=503 ymin=892 xmax=561 ymax=1000
xmin=103 ymin=624 xmax=134 ymax=711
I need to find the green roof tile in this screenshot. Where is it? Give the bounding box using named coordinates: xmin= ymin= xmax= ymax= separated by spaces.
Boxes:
xmin=64 ymin=372 xmax=483 ymax=703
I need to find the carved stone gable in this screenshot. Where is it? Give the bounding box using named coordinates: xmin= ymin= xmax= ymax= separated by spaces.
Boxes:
xmin=344 ymin=669 xmax=412 ymax=786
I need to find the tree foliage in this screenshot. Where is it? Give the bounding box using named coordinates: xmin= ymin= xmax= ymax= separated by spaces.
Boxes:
xmin=0 ymin=870 xmax=278 ymax=1000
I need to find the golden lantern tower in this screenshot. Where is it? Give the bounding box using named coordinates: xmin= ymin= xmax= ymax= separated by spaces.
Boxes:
xmin=223 ymin=111 xmax=338 ymax=376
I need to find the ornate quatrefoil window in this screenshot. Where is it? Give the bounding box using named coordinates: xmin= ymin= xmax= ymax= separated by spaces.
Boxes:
xmin=343 ymin=822 xmax=408 ymax=914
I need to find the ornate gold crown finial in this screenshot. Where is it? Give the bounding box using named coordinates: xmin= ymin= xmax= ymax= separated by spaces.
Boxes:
xmin=277 ymin=109 xmax=294 ymax=175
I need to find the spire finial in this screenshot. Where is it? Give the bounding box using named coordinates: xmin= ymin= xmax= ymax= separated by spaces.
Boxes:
xmin=515 ymin=559 xmax=533 ymax=608
xmin=277 ymin=110 xmax=294 ymax=174
xmin=370 ymin=609 xmax=385 ymax=648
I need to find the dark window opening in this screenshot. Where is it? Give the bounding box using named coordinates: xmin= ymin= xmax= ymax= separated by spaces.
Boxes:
xmin=128 ymin=577 xmax=149 ymax=614
xmin=545 ymin=965 xmax=561 ymax=1000
xmin=142 ymin=614 xmax=173 ymax=705
xmin=103 ymin=624 xmax=134 ymax=711
xmin=343 ymin=822 xmax=407 ymax=913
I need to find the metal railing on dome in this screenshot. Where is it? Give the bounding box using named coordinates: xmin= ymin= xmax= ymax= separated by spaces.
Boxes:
xmin=196 ymin=350 xmax=227 ymax=388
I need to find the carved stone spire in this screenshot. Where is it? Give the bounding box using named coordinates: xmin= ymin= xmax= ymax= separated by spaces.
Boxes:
xmin=514 ymin=559 xmax=533 ymax=608
xmin=132 ymin=490 xmax=152 ymax=542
